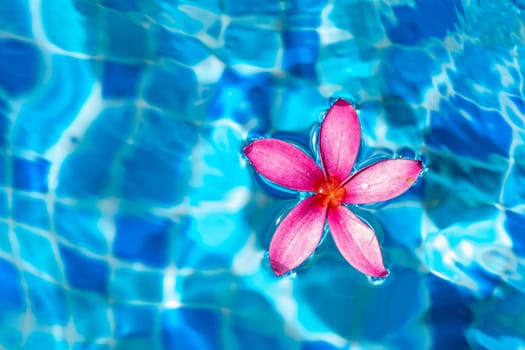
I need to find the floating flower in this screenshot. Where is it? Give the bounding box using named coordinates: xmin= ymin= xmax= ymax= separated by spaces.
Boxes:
xmin=243 ymin=99 xmax=423 ymax=277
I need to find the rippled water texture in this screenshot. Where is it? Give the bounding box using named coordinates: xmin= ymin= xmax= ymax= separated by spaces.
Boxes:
xmin=1 ymin=0 xmax=525 ymax=349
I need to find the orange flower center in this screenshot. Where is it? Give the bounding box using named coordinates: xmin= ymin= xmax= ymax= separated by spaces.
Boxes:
xmin=314 ymin=176 xmax=346 ymax=208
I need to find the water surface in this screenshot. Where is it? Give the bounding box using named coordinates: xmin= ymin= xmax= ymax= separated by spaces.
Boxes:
xmin=0 ymin=0 xmax=525 ymax=349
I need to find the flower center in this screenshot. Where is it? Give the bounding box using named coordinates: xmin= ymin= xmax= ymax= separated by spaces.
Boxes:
xmin=314 ymin=176 xmax=346 ymax=208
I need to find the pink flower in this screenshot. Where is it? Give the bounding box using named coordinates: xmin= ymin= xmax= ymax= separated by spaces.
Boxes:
xmin=243 ymin=99 xmax=423 ymax=277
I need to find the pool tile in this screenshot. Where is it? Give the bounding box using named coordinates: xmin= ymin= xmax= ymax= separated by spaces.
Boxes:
xmin=59 ymin=245 xmax=109 ymax=293
xmin=232 ymin=321 xmax=292 ymax=350
xmin=115 ymin=337 xmax=159 ymax=350
xmin=56 ymin=105 xmax=136 ymax=199
xmin=13 ymin=193 xmax=50 ymax=230
xmin=172 ymin=234 xmax=231 ymax=270
xmin=229 ymin=288 xmax=296 ymax=350
xmin=23 ymin=332 xmax=68 ymax=350
xmin=0 ymin=2 xmax=32 ymax=37
xmin=114 ymin=213 xmax=171 ymax=268
xmin=73 ymin=344 xmax=112 ymax=350
xmin=505 ymin=211 xmax=525 ymax=255
xmin=54 ymin=203 xmax=107 ymax=254
xmin=102 ymin=61 xmax=142 ymax=98
xmin=223 ymin=24 xmax=279 ymax=68
xmin=13 ymin=157 xmax=51 ymax=193
xmin=428 ymin=95 xmax=512 ymax=162
xmin=160 ymin=6 xmax=204 ymax=34
xmin=427 ymin=275 xmax=473 ymax=349
xmin=376 ymin=204 xmax=423 ymax=248
xmin=119 ymin=111 xmax=197 ymax=205
xmin=301 ymin=342 xmax=341 ymax=350
xmin=13 ymin=54 xmax=93 ymax=153
xmin=331 ymin=2 xmax=383 ymax=42
xmin=162 ymin=308 xmax=222 ymax=350
xmin=0 ymin=258 xmax=25 ymax=316
xmin=70 ymin=291 xmax=111 ymax=339
xmin=156 ymin=29 xmax=210 ymax=65
xmin=360 ymin=268 xmax=426 ymax=345
xmin=423 ymin=154 xmax=505 ymax=231
xmin=287 ymin=0 xmax=326 ymax=12
xmin=208 ymin=69 xmax=273 ymax=125
xmin=221 ymin=0 xmax=281 ymax=15
xmin=101 ymin=0 xmax=138 ymax=11
xmin=177 ymin=213 xmax=248 ymax=269
xmin=269 ymin=83 xmax=325 ymax=132
xmin=507 ymin=96 xmax=525 ymax=129
xmin=114 ymin=304 xmax=157 ymax=338
xmin=41 ymin=0 xmax=89 ymax=52
xmin=144 ymin=62 xmax=198 ymax=115
xmin=16 ymin=226 xmax=61 ymax=281
xmin=283 ymin=30 xmax=319 ymax=80
xmin=207 ymin=20 xmax=222 ymax=38
xmin=284 ymin=13 xmax=321 ymax=28
xmin=184 ymin=125 xmax=252 ymax=206
xmin=0 ymin=150 xmax=5 ymax=181
xmin=382 ymin=47 xmax=436 ymax=103
xmin=0 ymin=191 xmax=7 ymax=217
xmin=179 ymin=273 xmax=235 ymax=305
xmin=294 ymin=262 xmax=376 ymax=338
xmin=0 ymin=111 xmax=7 ymax=150
xmin=382 ymin=0 xmax=463 ymax=45
xmin=503 ymin=157 xmax=525 ymax=208
xmin=26 ymin=273 xmax=68 ymax=325
xmin=0 ymin=40 xmax=42 ymax=97
xmin=0 ymin=221 xmax=10 ymax=253
xmin=0 ymin=321 xmax=23 ymax=350
xmin=450 ymin=43 xmax=512 ymax=107
xmin=110 ymin=268 xmax=163 ymax=303
xmin=104 ymin=10 xmax=150 ymax=60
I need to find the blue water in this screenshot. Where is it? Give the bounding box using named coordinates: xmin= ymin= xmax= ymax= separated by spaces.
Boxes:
xmin=1 ymin=0 xmax=525 ymax=349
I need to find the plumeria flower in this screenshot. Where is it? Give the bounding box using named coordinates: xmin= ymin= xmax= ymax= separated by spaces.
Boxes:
xmin=243 ymin=99 xmax=423 ymax=277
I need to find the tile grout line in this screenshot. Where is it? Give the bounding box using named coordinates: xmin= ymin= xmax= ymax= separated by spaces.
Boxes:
xmin=0 ymin=218 xmax=229 ymax=277
xmin=28 ymin=0 xmax=86 ymax=344
xmin=4 ymin=131 xmax=33 ymax=346
xmin=97 ymin=22 xmax=164 ymax=344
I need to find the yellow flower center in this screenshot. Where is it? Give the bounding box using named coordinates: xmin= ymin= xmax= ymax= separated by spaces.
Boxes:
xmin=314 ymin=176 xmax=346 ymax=208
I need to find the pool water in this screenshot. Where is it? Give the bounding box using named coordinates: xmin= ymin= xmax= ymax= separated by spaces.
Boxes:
xmin=1 ymin=0 xmax=525 ymax=349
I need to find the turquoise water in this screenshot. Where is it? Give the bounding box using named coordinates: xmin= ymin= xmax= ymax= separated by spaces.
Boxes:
xmin=1 ymin=0 xmax=525 ymax=349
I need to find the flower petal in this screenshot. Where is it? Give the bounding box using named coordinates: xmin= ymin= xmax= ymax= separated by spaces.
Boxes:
xmin=319 ymin=99 xmax=361 ymax=181
xmin=343 ymin=159 xmax=423 ymax=204
xmin=269 ymin=196 xmax=327 ymax=276
xmin=327 ymin=205 xmax=387 ymax=277
xmin=243 ymin=139 xmax=324 ymax=192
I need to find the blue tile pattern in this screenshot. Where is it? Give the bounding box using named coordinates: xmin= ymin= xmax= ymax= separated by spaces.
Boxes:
xmin=26 ymin=273 xmax=68 ymax=326
xmin=60 ymin=245 xmax=109 ymax=293
xmin=102 ymin=61 xmax=143 ymax=98
xmin=114 ymin=213 xmax=171 ymax=267
xmin=13 ymin=194 xmax=50 ymax=230
xmin=0 ymin=40 xmax=42 ymax=97
xmin=162 ymin=308 xmax=222 ymax=350
xmin=0 ymin=258 xmax=25 ymax=315
xmin=13 ymin=157 xmax=50 ymax=193
xmin=382 ymin=0 xmax=464 ymax=45
xmin=1 ymin=1 xmax=525 ymax=349
xmin=69 ymin=291 xmax=111 ymax=340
